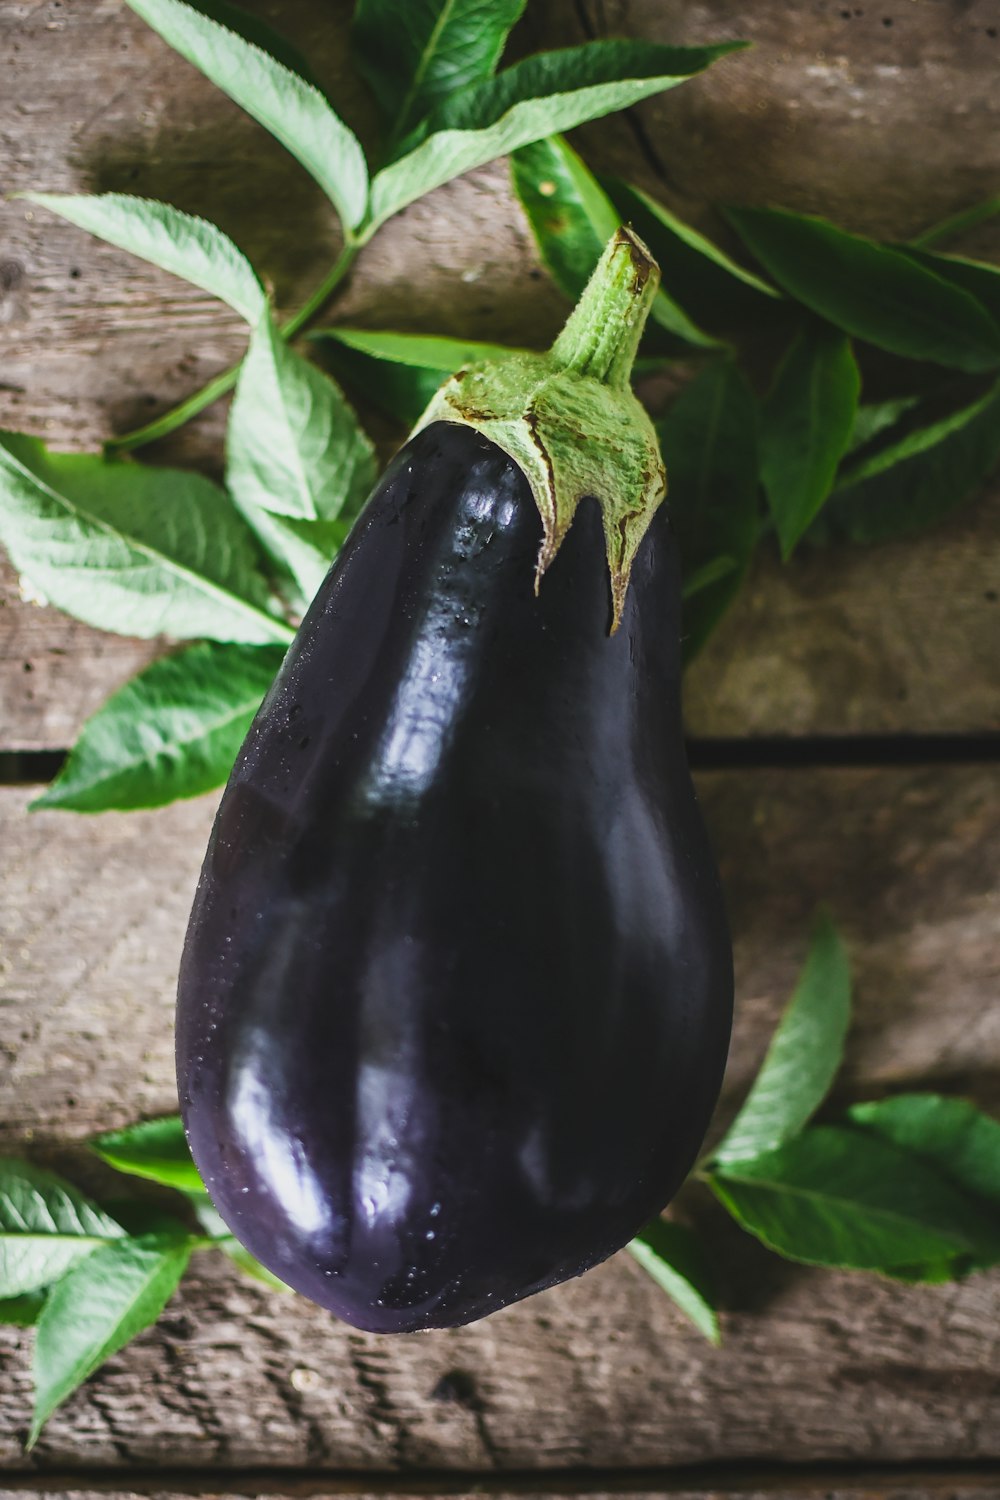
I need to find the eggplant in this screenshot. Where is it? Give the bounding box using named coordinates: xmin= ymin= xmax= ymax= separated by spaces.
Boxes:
xmin=177 ymin=231 xmax=733 ymax=1332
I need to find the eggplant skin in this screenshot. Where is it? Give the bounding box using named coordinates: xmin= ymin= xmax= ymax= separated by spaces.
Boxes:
xmin=177 ymin=420 xmax=733 ymax=1333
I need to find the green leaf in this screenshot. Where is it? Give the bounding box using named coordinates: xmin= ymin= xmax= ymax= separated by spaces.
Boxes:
xmin=656 ymin=360 xmax=758 ymax=660
xmin=902 ymin=247 xmax=1000 ymax=327
xmin=510 ymin=136 xmax=716 ymax=348
xmin=825 ymin=378 xmax=1000 ymax=544
xmin=759 ymin=325 xmax=860 ymax=558
xmin=849 ymin=1095 xmax=1000 ymax=1208
xmin=0 ymin=434 xmax=292 ymax=645
xmin=627 ymin=1219 xmax=720 ymax=1344
xmin=227 ymin=310 xmax=376 ymax=604
xmin=726 ymin=206 xmax=1000 ymax=373
xmin=0 ymin=1161 xmax=124 ymax=1299
xmin=511 ymin=135 xmax=617 ymax=301
xmin=846 ymin=396 xmax=920 ymax=455
xmin=910 ymin=194 xmax=1000 ymax=250
xmin=709 ymin=1127 xmax=1000 ymax=1272
xmin=352 ymin=0 xmax=527 ymax=143
xmin=315 ymin=327 xmax=528 ymax=427
xmin=32 ymin=642 xmax=283 ymax=813
xmin=91 ymin=1117 xmax=204 ymax=1194
xmin=370 ymin=39 xmax=744 ymax=229
xmin=0 ymin=1292 xmax=45 ymax=1326
xmin=713 ymin=911 xmax=851 ymax=1167
xmin=22 ymin=194 xmax=264 ymax=324
xmin=604 ymin=179 xmax=781 ymax=328
xmin=29 ymin=1232 xmax=192 ymax=1447
xmin=183 ymin=0 xmax=326 ymax=91
xmin=123 ymin=0 xmax=369 ymax=232
xmin=228 ymin=311 xmax=376 ymax=523
xmin=680 ymin=553 xmax=738 ymax=599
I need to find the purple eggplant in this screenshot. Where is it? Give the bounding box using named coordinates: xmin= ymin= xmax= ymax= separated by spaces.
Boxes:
xmin=176 ymin=232 xmax=733 ymax=1331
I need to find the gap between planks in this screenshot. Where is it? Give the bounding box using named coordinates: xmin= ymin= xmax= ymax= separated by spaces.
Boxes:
xmin=3 ymin=735 xmax=1000 ymax=790
xmin=2 ymin=1460 xmax=1000 ymax=1496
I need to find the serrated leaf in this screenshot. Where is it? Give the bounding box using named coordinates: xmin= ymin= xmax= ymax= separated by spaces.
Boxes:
xmin=759 ymin=325 xmax=860 ymax=558
xmin=91 ymin=1117 xmax=204 ymax=1194
xmin=825 ymin=378 xmax=1000 ymax=543
xmin=315 ymin=327 xmax=527 ymax=427
xmin=510 ymin=136 xmax=715 ymax=348
xmin=32 ymin=642 xmax=284 ymax=813
xmin=124 ymin=0 xmax=368 ymax=231
xmin=657 ymin=361 xmax=758 ymax=661
xmin=29 ymin=1232 xmax=192 ymax=1447
xmin=23 ymin=194 xmax=264 ymax=324
xmin=849 ymin=1095 xmax=1000 ymax=1208
xmin=0 ymin=1292 xmax=45 ymax=1326
xmin=628 ymin=1219 xmax=720 ymax=1343
xmin=0 ymin=434 xmax=292 ymax=645
xmin=183 ymin=0 xmax=325 ymax=91
xmin=0 ymin=1161 xmax=125 ymax=1299
xmin=713 ymin=912 xmax=851 ymax=1167
xmin=228 ymin=310 xmax=376 ymax=524
xmin=370 ymin=39 xmax=744 ymax=229
xmin=727 ymin=206 xmax=1000 ymax=373
xmin=710 ymin=1127 xmax=1000 ymax=1273
xmin=352 ymin=0 xmax=526 ymax=143
xmin=605 ymin=178 xmax=780 ymax=328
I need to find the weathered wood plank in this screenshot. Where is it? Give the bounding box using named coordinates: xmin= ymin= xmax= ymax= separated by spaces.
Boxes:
xmin=3 ymin=766 xmax=998 ymax=1145
xmin=2 ymin=1477 xmax=1000 ymax=1500
xmin=4 ymin=477 xmax=998 ymax=751
xmin=559 ymin=0 xmax=1000 ymax=250
xmin=4 ymin=3 xmax=1000 ymax=748
xmin=0 ymin=767 xmax=998 ymax=1467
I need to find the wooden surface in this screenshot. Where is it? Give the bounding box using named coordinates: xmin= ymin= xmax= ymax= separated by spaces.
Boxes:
xmin=1 ymin=766 xmax=999 ymax=1469
xmin=3 ymin=0 xmax=1000 ymax=1491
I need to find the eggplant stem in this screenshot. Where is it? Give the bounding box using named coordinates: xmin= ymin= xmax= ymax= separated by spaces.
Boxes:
xmin=550 ymin=227 xmax=660 ymax=390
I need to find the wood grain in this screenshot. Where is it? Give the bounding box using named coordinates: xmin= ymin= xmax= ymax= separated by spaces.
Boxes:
xmin=3 ymin=3 xmax=1000 ymax=747
xmin=1 ymin=766 xmax=998 ymax=1466
xmin=2 ymin=1478 xmax=1000 ymax=1500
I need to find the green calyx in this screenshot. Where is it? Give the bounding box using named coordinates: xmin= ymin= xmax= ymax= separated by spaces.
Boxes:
xmin=412 ymin=228 xmax=666 ymax=631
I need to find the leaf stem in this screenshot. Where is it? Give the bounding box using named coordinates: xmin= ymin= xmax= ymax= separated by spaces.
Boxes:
xmin=104 ymin=238 xmax=364 ymax=456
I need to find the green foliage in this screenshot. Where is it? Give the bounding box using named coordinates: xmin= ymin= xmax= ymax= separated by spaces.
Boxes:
xmin=510 ymin=135 xmax=716 ymax=346
xmin=727 ymin=205 xmax=1000 ymax=371
xmin=0 ymin=434 xmax=291 ymax=645
xmin=627 ymin=1220 xmax=720 ymax=1343
xmin=708 ymin=1127 xmax=1000 ymax=1274
xmin=759 ymin=324 xmax=860 ymax=557
xmin=29 ymin=1232 xmax=192 ymax=1447
xmin=91 ymin=1117 xmax=202 ymax=1194
xmin=713 ymin=911 xmax=851 ymax=1167
xmin=352 ymin=0 xmax=527 ymax=145
xmin=32 ymin=643 xmax=284 ymax=813
xmin=315 ymin=328 xmax=528 ymax=426
xmin=22 ymin=194 xmax=265 ymax=324
xmin=826 ymin=379 xmax=1000 ymax=543
xmin=368 ymin=41 xmax=743 ymax=227
xmin=656 ymin=361 xmax=759 ymax=660
xmin=123 ymin=0 xmax=369 ymax=232
xmin=0 ymin=1162 xmax=125 ymax=1299
xmin=849 ymin=1095 xmax=1000 ymax=1207
xmin=604 ymin=178 xmax=780 ymax=328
